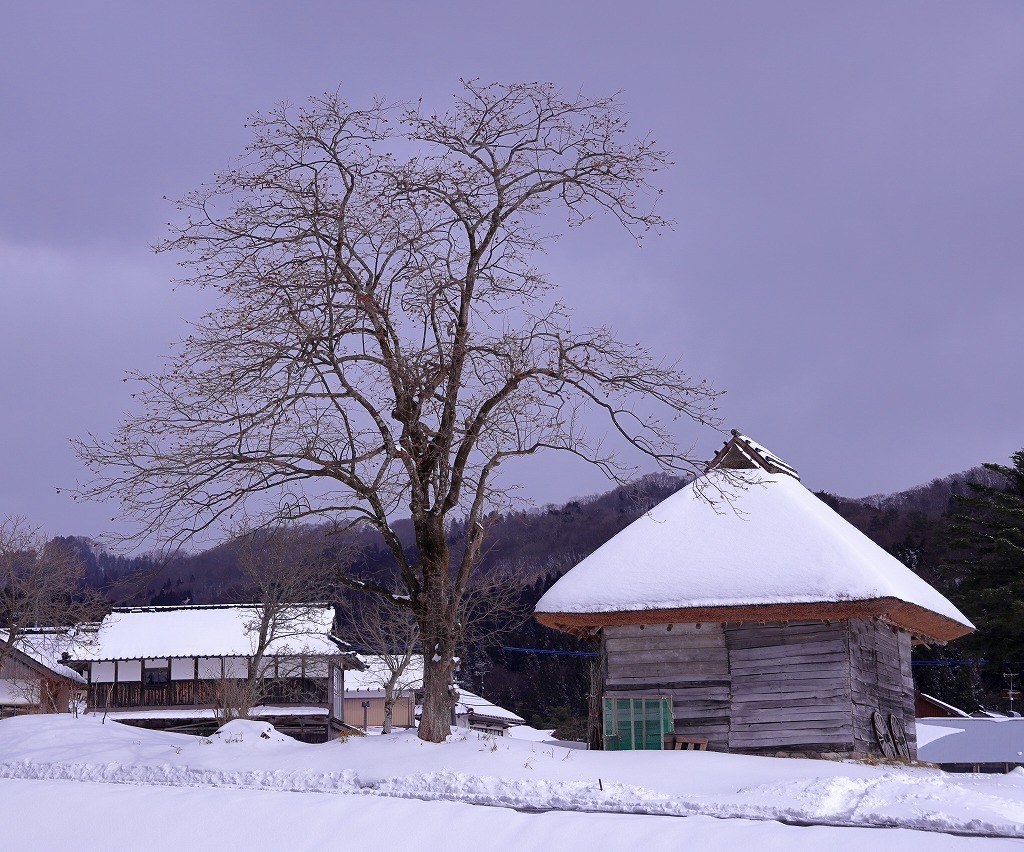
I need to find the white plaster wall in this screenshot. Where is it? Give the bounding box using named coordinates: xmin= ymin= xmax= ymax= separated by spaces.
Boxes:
xmin=170 ymin=658 xmax=194 ymax=680
xmin=117 ymin=660 xmax=141 ymax=681
xmin=92 ymin=662 xmax=115 ymax=683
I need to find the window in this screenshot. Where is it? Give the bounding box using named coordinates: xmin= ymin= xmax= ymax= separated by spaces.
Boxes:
xmin=602 ymin=695 xmax=672 ymax=750
xmin=143 ymin=666 xmax=169 ymax=687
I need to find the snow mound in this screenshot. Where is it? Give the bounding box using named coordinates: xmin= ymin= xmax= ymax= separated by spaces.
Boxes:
xmin=210 ymin=720 xmax=292 ymax=745
xmin=507 ymin=725 xmax=557 ymax=742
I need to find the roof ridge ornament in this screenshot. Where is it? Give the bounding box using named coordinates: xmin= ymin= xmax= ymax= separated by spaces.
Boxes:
xmin=707 ymin=430 xmax=800 ymax=480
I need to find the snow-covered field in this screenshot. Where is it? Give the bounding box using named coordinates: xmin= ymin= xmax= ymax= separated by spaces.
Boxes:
xmin=1 ymin=715 xmax=1022 ymax=851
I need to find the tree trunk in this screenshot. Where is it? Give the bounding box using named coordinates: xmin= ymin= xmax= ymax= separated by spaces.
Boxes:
xmin=588 ymin=649 xmax=608 ymax=751
xmin=413 ymin=524 xmax=461 ymax=743
xmin=418 ymin=648 xmax=457 ymax=742
xmin=383 ymin=683 xmax=394 ymax=735
xmin=416 ymin=575 xmax=458 ymax=742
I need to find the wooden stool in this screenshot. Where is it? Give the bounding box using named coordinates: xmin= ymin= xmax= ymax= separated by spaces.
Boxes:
xmin=665 ymin=734 xmax=708 ymax=751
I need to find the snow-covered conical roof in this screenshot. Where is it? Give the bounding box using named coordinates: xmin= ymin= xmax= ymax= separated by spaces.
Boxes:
xmin=535 ymin=436 xmax=973 ymax=642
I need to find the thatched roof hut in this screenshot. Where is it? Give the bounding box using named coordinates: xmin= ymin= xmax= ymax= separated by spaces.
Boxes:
xmin=535 ymin=432 xmax=973 ymax=757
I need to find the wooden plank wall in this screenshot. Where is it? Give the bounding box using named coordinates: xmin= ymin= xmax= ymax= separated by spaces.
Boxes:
xmin=1 ymin=655 xmax=37 ymax=680
xmin=848 ymin=618 xmax=916 ymax=757
xmin=343 ymin=695 xmax=416 ymax=728
xmin=725 ymin=620 xmax=853 ymax=752
xmin=603 ymin=617 xmax=917 ymax=755
xmin=604 ymin=623 xmax=731 ymax=749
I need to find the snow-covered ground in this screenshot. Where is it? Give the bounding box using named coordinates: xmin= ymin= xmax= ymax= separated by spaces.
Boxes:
xmin=1 ymin=715 xmax=1022 ymax=850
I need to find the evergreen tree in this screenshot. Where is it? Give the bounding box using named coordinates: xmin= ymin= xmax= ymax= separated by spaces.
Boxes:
xmin=944 ymin=449 xmax=1024 ymax=676
xmin=912 ymin=644 xmax=983 ymax=712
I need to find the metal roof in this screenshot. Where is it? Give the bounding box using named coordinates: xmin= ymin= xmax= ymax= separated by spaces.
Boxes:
xmin=916 ymin=718 xmax=1024 ymax=764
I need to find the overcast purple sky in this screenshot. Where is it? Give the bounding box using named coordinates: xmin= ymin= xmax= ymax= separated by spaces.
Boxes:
xmin=2 ymin=2 xmax=1022 ymax=543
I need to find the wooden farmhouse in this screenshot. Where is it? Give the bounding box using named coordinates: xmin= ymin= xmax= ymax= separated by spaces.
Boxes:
xmin=535 ymin=432 xmax=974 ymax=758
xmin=1 ymin=630 xmax=87 ymax=718
xmin=72 ymin=603 xmax=363 ymax=742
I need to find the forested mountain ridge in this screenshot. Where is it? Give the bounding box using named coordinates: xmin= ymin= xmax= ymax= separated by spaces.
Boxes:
xmin=61 ymin=472 xmax=684 ymax=607
xmin=68 ymin=465 xmax=996 ymax=606
xmin=859 ymin=466 xmax=1006 ymax=514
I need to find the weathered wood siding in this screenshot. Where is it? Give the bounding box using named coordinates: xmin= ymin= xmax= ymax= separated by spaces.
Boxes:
xmin=848 ymin=619 xmax=916 ymax=756
xmin=604 ymin=623 xmax=731 ymax=748
xmin=602 ymin=617 xmax=916 ymax=756
xmin=87 ymin=676 xmax=329 ymax=710
xmin=1 ymin=654 xmax=38 ymax=680
xmin=726 ymin=620 xmax=853 ymax=752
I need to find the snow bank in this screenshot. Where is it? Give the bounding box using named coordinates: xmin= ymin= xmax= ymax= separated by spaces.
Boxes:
xmin=1 ymin=715 xmax=1022 ymax=839
xmin=507 ymin=724 xmax=558 ymax=742
xmin=9 ymin=777 xmax=1016 ymax=852
xmin=918 ymin=717 xmax=1024 ymax=765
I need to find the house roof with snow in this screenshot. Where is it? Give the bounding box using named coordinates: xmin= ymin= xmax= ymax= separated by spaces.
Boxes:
xmin=535 ymin=432 xmax=973 ymax=643
xmin=455 ymin=688 xmax=525 ymax=726
xmin=707 ymin=430 xmax=801 ymax=480
xmin=344 ymin=654 xmax=424 ymax=693
xmin=74 ymin=604 xmax=359 ymax=663
xmin=1 ymin=629 xmax=87 ymax=684
xmin=917 ymin=692 xmax=971 ymax=718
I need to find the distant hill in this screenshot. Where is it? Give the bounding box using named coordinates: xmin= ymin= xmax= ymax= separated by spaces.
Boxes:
xmin=63 ymin=471 xmax=687 ymax=608
xmin=858 ymin=466 xmax=1007 ymax=516
xmin=813 ymin=466 xmax=1006 ymax=589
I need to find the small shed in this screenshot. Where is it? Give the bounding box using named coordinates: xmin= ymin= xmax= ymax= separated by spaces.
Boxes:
xmin=343 ymin=655 xmax=421 ymax=729
xmin=535 ymin=432 xmax=974 ymax=758
xmin=344 ymin=654 xmax=525 ymax=735
xmin=916 ymin=691 xmax=971 ymax=719
xmin=73 ymin=604 xmax=362 ymax=741
xmin=1 ymin=630 xmax=87 ymax=717
xmin=455 ymin=689 xmax=525 ymax=736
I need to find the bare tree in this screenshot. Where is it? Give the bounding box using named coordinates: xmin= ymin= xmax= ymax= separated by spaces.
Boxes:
xmin=343 ymin=563 xmax=527 ymax=733
xmin=205 ymin=675 xmax=256 ymax=727
xmin=456 ymin=562 xmax=531 ymax=650
xmin=74 ymin=80 xmax=721 ymax=741
xmin=0 ymin=516 xmax=105 ymax=675
xmin=211 ymin=523 xmax=340 ymax=720
xmin=343 ymin=591 xmax=420 ymax=734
